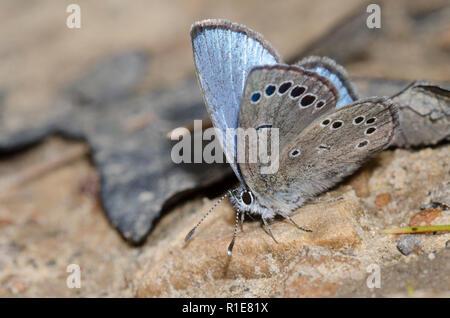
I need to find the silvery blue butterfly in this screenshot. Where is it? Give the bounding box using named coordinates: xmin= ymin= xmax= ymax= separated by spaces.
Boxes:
xmin=186 ymin=19 xmax=399 ymax=254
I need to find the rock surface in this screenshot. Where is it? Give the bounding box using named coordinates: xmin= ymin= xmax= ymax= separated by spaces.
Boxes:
xmin=397 ymin=235 xmax=422 ymax=256
xmin=1 ymin=141 xmax=448 ymax=297
xmin=0 ymin=0 xmax=449 ymax=297
xmin=135 ymin=146 xmax=450 ymax=297
xmin=391 ymin=82 xmax=450 ymax=147
xmin=0 ymin=139 xmax=136 ymax=297
xmin=0 ymin=0 xmax=448 ymax=245
xmin=0 ymin=69 xmax=446 ymax=245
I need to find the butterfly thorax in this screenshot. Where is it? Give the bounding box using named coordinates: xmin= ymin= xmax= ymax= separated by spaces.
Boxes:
xmin=229 ymin=184 xmax=276 ymax=220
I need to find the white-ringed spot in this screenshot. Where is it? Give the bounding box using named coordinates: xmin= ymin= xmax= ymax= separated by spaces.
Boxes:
xmin=289 ymin=148 xmax=301 ymax=158
xmin=331 ymin=120 xmax=344 ymax=130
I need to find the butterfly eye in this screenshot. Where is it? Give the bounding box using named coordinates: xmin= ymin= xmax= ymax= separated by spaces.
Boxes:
xmin=366 ymin=117 xmax=376 ymax=125
xmin=265 ymin=84 xmax=276 ymax=96
xmin=241 ymin=191 xmax=253 ymax=205
xmin=251 ymin=92 xmax=261 ymax=103
xmin=353 ymin=116 xmax=364 ymax=125
xmin=289 ymin=148 xmax=301 ymax=158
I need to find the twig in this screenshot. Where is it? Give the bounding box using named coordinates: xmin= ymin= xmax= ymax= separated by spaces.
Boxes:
xmin=383 ymin=225 xmax=450 ymax=234
xmin=122 ymin=113 xmax=155 ymax=132
xmin=0 ymin=144 xmax=89 ymax=197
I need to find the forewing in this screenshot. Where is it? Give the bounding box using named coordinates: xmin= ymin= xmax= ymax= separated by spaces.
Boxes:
xmin=191 ymin=19 xmax=281 ymax=180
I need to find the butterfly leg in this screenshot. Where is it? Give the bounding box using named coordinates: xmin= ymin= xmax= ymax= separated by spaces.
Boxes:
xmin=262 ymin=218 xmax=278 ymax=244
xmin=309 ymin=196 xmax=343 ymax=205
xmin=278 ymin=212 xmax=312 ymax=232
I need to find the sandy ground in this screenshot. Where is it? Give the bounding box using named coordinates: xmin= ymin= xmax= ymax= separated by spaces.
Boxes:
xmin=0 ymin=0 xmax=449 ymax=297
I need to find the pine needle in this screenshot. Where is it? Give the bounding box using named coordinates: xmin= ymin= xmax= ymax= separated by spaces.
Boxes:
xmin=383 ymin=224 xmax=450 ymax=234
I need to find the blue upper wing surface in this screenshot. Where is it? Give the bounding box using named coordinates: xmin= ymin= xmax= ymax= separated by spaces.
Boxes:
xmin=191 ymin=19 xmax=282 ymax=181
xmin=297 ymin=56 xmax=359 ymax=108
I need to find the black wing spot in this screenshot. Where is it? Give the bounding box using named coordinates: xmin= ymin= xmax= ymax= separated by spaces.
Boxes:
xmin=290 ymin=85 xmax=306 ymax=98
xmin=278 ymin=82 xmax=292 ymax=94
xmin=357 ymin=140 xmax=369 ymax=148
xmin=366 ymin=117 xmax=376 ymax=125
xmin=289 ymin=148 xmax=301 ymax=158
xmin=300 ymin=94 xmax=316 ymax=108
xmin=321 ymin=118 xmax=331 ymax=127
xmin=365 ymin=127 xmax=377 ymax=135
xmin=331 ymin=120 xmax=343 ymax=129
xmin=353 ymin=116 xmax=364 ymax=125
xmin=315 ymin=100 xmax=325 ymax=109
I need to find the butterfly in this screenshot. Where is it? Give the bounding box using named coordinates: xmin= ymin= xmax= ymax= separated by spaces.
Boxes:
xmin=186 ymin=19 xmax=399 ymax=255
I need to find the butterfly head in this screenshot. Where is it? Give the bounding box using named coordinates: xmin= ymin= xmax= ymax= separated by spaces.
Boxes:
xmin=230 ymin=185 xmax=253 ymax=208
xmin=229 ymin=184 xmax=268 ymax=216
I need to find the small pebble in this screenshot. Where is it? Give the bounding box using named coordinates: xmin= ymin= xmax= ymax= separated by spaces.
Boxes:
xmin=397 ymin=235 xmax=421 ymax=256
xmin=375 ymin=193 xmax=391 ymax=210
xmin=46 ymin=260 xmax=56 ymax=267
xmin=428 ymin=253 xmax=435 ymax=260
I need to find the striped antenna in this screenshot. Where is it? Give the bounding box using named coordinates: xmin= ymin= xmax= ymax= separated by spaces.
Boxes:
xmin=227 ymin=208 xmax=241 ymax=256
xmin=184 ymin=192 xmax=230 ymax=243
